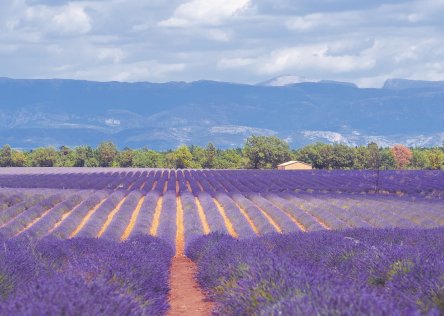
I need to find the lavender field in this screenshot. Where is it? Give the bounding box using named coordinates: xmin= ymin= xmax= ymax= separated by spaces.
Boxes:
xmin=0 ymin=168 xmax=443 ymax=315
xmin=0 ymin=169 xmax=443 ymax=246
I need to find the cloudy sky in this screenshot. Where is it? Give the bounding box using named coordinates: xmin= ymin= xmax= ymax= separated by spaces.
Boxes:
xmin=1 ymin=0 xmax=444 ymax=87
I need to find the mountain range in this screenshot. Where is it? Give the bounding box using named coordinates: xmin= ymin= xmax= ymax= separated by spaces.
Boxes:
xmin=0 ymin=76 xmax=443 ymax=150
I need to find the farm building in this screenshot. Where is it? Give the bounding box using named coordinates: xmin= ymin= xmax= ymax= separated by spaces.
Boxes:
xmin=277 ymin=160 xmax=313 ymax=170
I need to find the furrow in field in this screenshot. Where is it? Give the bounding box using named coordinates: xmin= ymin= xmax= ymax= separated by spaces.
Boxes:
xmin=274 ymin=204 xmax=307 ymax=232
xmin=229 ymin=193 xmax=278 ymax=235
xmin=0 ymin=193 xmax=68 ymax=239
xmin=47 ymin=213 xmax=68 ymax=233
xmin=195 ymin=197 xmax=210 ymax=234
xmin=175 ymin=196 xmax=185 ymax=256
xmin=69 ymin=198 xmax=107 ymax=238
xmin=0 ymin=195 xmax=45 ymax=227
xmin=196 ymin=192 xmax=228 ymax=234
xmin=97 ymin=196 xmax=128 ymax=238
xmin=50 ymin=192 xmax=108 ymax=239
xmin=121 ymin=196 xmax=146 ymax=241
xmin=251 ymin=201 xmax=282 ymax=233
xmin=212 ymin=198 xmax=238 ymax=238
xmin=244 ymin=194 xmax=297 ymax=234
xmin=262 ymin=194 xmax=317 ymax=231
xmin=100 ymin=191 xmax=142 ymax=241
xmin=181 ymin=192 xmax=205 ymax=250
xmin=196 ymin=181 xmax=204 ymax=192
xmin=230 ymin=199 xmax=259 ymax=235
xmin=48 ymin=198 xmax=87 ymax=234
xmin=23 ymin=194 xmax=86 ymax=239
xmin=128 ymin=191 xmax=160 ymax=238
xmin=186 ymin=181 xmax=192 ymax=193
xmin=156 ymin=191 xmax=177 ymax=249
xmin=149 ymin=195 xmax=164 ymax=236
xmin=294 ymin=201 xmax=332 ymax=230
xmin=126 ymin=181 xmax=135 ymax=191
xmin=14 ymin=206 xmax=56 ymax=237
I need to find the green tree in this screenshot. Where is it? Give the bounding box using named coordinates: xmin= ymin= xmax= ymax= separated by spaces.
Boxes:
xmin=73 ymin=146 xmax=97 ymax=167
xmin=243 ymin=135 xmax=291 ymax=169
xmin=203 ymin=143 xmax=217 ymax=168
xmin=119 ymin=148 xmax=134 ymax=167
xmin=165 ymin=145 xmax=194 ymax=169
xmin=189 ymin=145 xmax=205 ymax=169
xmin=56 ymin=146 xmax=75 ymax=167
xmin=30 ymin=147 xmax=58 ymax=167
xmin=330 ymin=144 xmax=354 ymax=169
xmin=367 ymin=142 xmax=380 ymax=170
xmin=379 ymin=148 xmax=396 ymax=170
xmin=11 ymin=150 xmax=26 ymax=167
xmin=215 ymin=149 xmax=245 ymax=169
xmin=425 ymin=148 xmax=444 ymax=170
xmin=97 ymin=141 xmax=118 ymax=167
xmin=352 ymin=146 xmax=369 ymax=169
xmin=410 ymin=149 xmax=428 ymax=169
xmin=0 ymin=145 xmax=14 ymax=167
xmin=133 ymin=149 xmax=162 ymax=168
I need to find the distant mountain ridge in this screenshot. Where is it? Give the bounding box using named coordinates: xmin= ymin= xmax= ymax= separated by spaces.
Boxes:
xmin=0 ymin=77 xmax=443 ymax=149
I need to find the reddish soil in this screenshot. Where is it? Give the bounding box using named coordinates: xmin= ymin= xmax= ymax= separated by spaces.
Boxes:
xmin=167 ymin=256 xmax=214 ymax=316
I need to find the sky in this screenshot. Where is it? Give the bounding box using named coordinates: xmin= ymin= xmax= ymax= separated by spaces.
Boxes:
xmin=1 ymin=0 xmax=444 ymax=87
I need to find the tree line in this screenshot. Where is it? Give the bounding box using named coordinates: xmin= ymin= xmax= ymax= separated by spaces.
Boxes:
xmin=0 ymin=136 xmax=443 ymax=170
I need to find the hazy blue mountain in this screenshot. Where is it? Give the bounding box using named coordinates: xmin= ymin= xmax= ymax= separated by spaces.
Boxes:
xmin=383 ymin=78 xmax=444 ymax=90
xmin=0 ymin=77 xmax=443 ymax=149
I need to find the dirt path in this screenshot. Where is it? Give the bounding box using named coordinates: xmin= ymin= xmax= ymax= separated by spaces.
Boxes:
xmin=167 ymin=256 xmax=214 ymax=316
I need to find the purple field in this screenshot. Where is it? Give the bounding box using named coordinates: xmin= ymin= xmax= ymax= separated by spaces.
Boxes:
xmin=0 ymin=168 xmax=443 ymax=314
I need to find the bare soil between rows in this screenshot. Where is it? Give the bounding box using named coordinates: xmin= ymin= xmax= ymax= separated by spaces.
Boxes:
xmin=167 ymin=256 xmax=214 ymax=316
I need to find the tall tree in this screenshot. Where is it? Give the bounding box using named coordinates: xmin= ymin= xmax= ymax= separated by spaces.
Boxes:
xmin=0 ymin=145 xmax=13 ymax=167
xmin=426 ymin=148 xmax=444 ymax=170
xmin=30 ymin=147 xmax=58 ymax=167
xmin=11 ymin=150 xmax=26 ymax=167
xmin=203 ymin=143 xmax=217 ymax=169
xmin=133 ymin=149 xmax=162 ymax=168
xmin=57 ymin=146 xmax=75 ymax=167
xmin=119 ymin=148 xmax=134 ymax=167
xmin=74 ymin=146 xmax=96 ymax=167
xmin=410 ymin=149 xmax=428 ymax=169
xmin=367 ymin=142 xmax=380 ymax=170
xmin=215 ymin=149 xmax=245 ymax=169
xmin=243 ymin=135 xmax=291 ymax=169
xmin=97 ymin=141 xmax=118 ymax=167
xmin=165 ymin=145 xmax=194 ymax=169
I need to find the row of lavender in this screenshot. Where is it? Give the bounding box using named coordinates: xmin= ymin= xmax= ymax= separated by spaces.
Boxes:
xmin=1 ymin=169 xmax=443 ymax=195
xmin=1 ymin=184 xmax=443 ymax=254
xmin=187 ymin=228 xmax=444 ymax=315
xmin=0 ymin=234 xmax=173 ymax=315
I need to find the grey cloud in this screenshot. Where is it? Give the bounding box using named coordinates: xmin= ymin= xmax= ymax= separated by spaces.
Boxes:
xmin=0 ymin=0 xmax=443 ymax=86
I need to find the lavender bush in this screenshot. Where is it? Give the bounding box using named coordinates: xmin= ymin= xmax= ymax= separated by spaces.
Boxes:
xmin=187 ymin=228 xmax=444 ymax=315
xmin=0 ymin=234 xmax=173 ymax=315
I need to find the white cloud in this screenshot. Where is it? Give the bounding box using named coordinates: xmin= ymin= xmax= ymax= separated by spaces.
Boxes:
xmin=286 ymin=12 xmax=361 ymax=31
xmin=60 ymin=60 xmax=186 ymax=82
xmin=258 ymin=45 xmax=376 ymax=75
xmin=97 ymin=48 xmax=125 ymax=63
xmin=1 ymin=0 xmax=444 ymax=86
xmin=218 ymin=57 xmax=256 ymax=69
xmin=24 ymin=3 xmax=92 ymax=35
xmin=159 ymin=0 xmax=250 ymax=27
xmin=52 ymin=4 xmax=92 ymax=34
